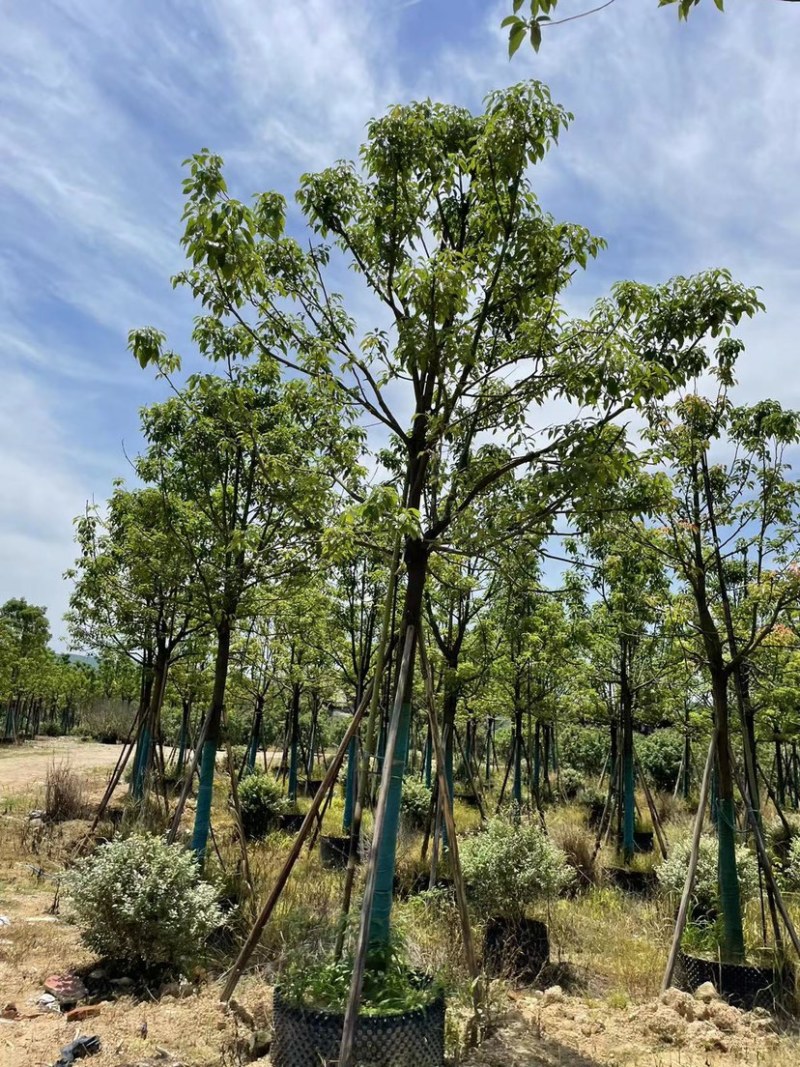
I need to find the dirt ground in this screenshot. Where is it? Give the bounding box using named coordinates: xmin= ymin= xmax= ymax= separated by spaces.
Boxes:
xmin=0 ymin=737 xmax=125 ymax=803
xmin=2 ymin=740 xmax=800 ymax=1067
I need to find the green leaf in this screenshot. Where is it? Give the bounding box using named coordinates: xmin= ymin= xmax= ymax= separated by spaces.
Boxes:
xmin=530 ymin=20 xmax=543 ymax=51
xmin=508 ymin=23 xmax=526 ymax=56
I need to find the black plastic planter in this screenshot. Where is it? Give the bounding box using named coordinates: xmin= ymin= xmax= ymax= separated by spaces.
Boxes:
xmin=483 ymin=916 xmax=549 ymax=980
xmin=606 ymin=867 xmax=658 ymax=896
xmin=278 ymin=812 xmax=305 ymax=834
xmin=271 ymin=984 xmax=445 ymax=1067
xmin=675 ymin=950 xmax=794 ymax=1011
xmin=634 ymin=830 xmax=654 ymax=853
xmin=319 ymin=835 xmax=360 ymax=870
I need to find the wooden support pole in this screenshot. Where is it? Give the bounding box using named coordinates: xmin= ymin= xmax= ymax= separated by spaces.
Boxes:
xmin=167 ymin=706 xmax=212 ymax=845
xmin=219 ymin=678 xmax=376 ymax=1003
xmin=418 ymin=632 xmax=481 ymax=1016
xmin=662 ymin=735 xmax=715 ymax=993
xmin=634 ymin=748 xmax=669 ymax=859
xmin=338 ymin=626 xmax=416 ymax=1067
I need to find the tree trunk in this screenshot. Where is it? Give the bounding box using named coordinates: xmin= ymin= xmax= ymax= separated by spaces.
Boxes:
xmin=367 ymin=538 xmax=426 ymax=948
xmin=192 ymin=619 xmax=231 ymax=859
xmin=176 ymin=698 xmax=192 ymax=776
xmin=620 ymin=639 xmax=636 ymax=865
xmin=711 ymin=670 xmax=745 ymax=962
xmin=288 ymin=681 xmax=301 ymax=802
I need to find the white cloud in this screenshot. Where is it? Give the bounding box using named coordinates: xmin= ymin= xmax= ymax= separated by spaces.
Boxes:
xmin=1 ymin=0 xmax=799 ymax=640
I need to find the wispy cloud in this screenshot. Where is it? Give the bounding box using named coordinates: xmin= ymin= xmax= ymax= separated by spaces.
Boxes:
xmin=0 ymin=0 xmax=798 ymax=641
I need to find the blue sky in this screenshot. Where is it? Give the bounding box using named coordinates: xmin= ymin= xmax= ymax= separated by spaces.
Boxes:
xmin=2 ymin=0 xmax=799 ymax=647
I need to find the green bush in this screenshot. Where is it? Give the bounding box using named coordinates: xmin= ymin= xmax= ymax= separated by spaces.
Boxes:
xmin=279 ymin=942 xmax=439 ymax=1016
xmin=238 ymin=771 xmax=293 ymax=838
xmin=655 ymin=835 xmax=759 ymax=916
xmin=559 ymin=766 xmax=584 ymax=799
xmin=65 ymin=834 xmax=223 ymax=972
xmin=460 ymin=816 xmax=572 ymax=921
xmin=400 ymin=777 xmax=433 ymax=829
xmin=559 ymin=726 xmax=607 ymax=775
xmin=638 ymin=729 xmax=684 ymax=792
xmin=781 ymin=835 xmax=800 ymax=887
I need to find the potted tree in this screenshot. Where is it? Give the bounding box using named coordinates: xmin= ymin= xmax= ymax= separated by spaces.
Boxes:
xmin=460 ymin=815 xmax=572 ymax=979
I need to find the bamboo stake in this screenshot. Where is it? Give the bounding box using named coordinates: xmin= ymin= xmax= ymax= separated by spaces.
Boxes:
xmin=167 ymin=705 xmax=212 ymax=844
xmin=220 ymin=677 xmax=377 ymax=1003
xmin=337 ymin=626 xmax=416 ymax=1067
xmin=223 ymin=719 xmax=257 ymax=920
xmin=662 ymin=735 xmax=716 ymax=992
xmin=634 ymin=748 xmax=669 ymax=859
xmin=734 ymin=765 xmax=797 ymax=957
xmin=419 ymin=631 xmax=482 ymax=1041
xmin=334 ymin=533 xmax=403 ymax=961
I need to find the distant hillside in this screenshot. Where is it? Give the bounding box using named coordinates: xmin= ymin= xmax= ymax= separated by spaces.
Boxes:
xmin=61 ymin=653 xmax=99 ymax=669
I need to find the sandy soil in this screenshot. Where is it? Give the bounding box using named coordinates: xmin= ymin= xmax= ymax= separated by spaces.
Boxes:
xmin=2 ymin=742 xmax=800 ymax=1066
xmin=0 ymin=738 xmax=125 ymax=803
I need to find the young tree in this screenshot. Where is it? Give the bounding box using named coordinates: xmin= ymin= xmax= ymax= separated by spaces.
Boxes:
xmin=131 ymin=356 xmax=357 ymax=857
xmin=137 ymin=81 xmax=761 ymax=947
xmin=646 ymin=391 xmax=800 ymax=960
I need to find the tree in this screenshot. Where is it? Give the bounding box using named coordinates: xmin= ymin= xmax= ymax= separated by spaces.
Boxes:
xmin=501 ymin=0 xmax=794 ymax=57
xmin=130 ymin=353 xmax=356 ymax=858
xmin=137 ymin=81 xmax=761 ymax=949
xmin=0 ymin=599 xmax=51 ymax=739
xmin=66 ymin=486 xmax=199 ymax=797
xmin=645 ymin=389 xmax=800 ymax=960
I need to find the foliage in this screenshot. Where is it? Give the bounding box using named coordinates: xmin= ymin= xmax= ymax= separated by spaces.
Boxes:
xmin=501 ymin=0 xmax=725 ymax=57
xmin=237 ymin=771 xmax=293 ymax=839
xmin=279 ymin=941 xmax=440 ymax=1016
xmin=65 ymin=834 xmax=224 ymax=971
xmin=559 ymin=766 xmax=584 ymax=799
xmin=400 ymin=777 xmax=434 ymax=829
xmin=780 ymin=835 xmax=800 ymax=889
xmin=460 ymin=815 xmax=572 ymax=921
xmin=656 ymin=836 xmax=759 ymax=916
xmin=559 ymin=726 xmax=606 ymax=776
xmin=638 ymin=729 xmax=684 ymax=792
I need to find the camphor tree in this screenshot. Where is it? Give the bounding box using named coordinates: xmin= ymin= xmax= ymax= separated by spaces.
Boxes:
xmin=130 ymin=352 xmax=359 ymax=858
xmin=137 ymin=81 xmax=762 ymax=960
xmin=645 ymin=387 xmax=800 ymax=961
xmin=66 ymin=485 xmax=200 ymax=799
xmin=570 ymin=516 xmax=673 ymax=863
xmin=0 ymin=599 xmax=52 ymax=739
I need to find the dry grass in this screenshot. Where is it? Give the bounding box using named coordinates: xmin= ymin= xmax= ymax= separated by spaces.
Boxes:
xmin=44 ymin=761 xmax=85 ymax=822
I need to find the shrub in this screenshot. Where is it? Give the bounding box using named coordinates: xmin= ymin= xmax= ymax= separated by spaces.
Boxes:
xmin=781 ymin=834 xmax=800 ymax=887
xmin=44 ymin=762 xmax=85 ymax=821
xmin=237 ymin=771 xmax=293 ymax=839
xmin=554 ymin=823 xmax=599 ymax=888
xmin=279 ymin=942 xmax=439 ymax=1016
xmin=559 ymin=726 xmax=606 ymax=775
xmin=41 ymin=720 xmax=62 ymax=737
xmin=769 ymin=818 xmax=800 ymax=873
xmin=638 ymin=729 xmax=684 ymax=793
xmin=559 ymin=766 xmax=584 ymax=799
xmin=655 ymin=835 xmax=759 ymax=917
xmin=460 ymin=816 xmax=572 ymax=922
xmin=65 ymin=834 xmax=223 ymax=971
xmin=400 ymin=777 xmax=433 ymax=830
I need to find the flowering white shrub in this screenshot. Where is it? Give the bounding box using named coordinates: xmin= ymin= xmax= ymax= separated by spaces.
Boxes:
xmin=655 ymin=835 xmax=759 ymax=915
xmin=460 ymin=816 xmax=572 ymax=921
xmin=65 ymin=833 xmax=223 ymax=970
